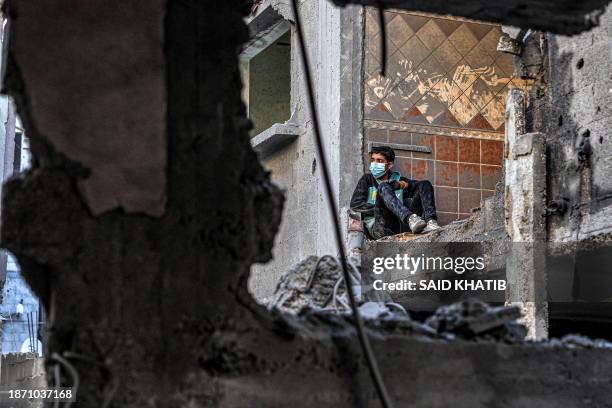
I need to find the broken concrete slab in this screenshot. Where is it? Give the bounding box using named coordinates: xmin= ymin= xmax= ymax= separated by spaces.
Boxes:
xmin=328 ymin=0 xmax=610 ymax=35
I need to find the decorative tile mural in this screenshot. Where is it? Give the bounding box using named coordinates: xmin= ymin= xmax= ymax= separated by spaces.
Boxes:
xmin=363 ymin=10 xmax=525 ymax=224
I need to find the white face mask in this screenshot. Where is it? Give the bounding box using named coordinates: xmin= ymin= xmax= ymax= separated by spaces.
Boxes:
xmin=370 ymin=162 xmax=386 ymax=178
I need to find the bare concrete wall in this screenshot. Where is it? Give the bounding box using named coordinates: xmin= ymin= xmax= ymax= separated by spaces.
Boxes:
xmin=545 ymin=5 xmax=612 ymax=242
xmin=249 ymin=1 xmax=364 ymax=302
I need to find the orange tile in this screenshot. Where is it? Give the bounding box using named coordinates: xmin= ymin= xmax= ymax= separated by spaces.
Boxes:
xmin=435 ymin=186 xmax=458 ymax=213
xmin=482 ymin=165 xmax=502 ymax=190
xmin=411 ymin=159 xmax=434 ymax=181
xmin=435 ymin=161 xmax=458 ymax=187
xmin=459 ymin=188 xmax=481 ymax=213
xmin=458 ymin=163 xmax=480 ymax=188
xmin=458 ymin=138 xmax=480 ymax=163
xmin=481 ymin=139 xmax=504 ymax=165
xmin=412 ymin=133 xmax=436 ymax=159
xmin=435 ymin=135 xmax=458 ymax=161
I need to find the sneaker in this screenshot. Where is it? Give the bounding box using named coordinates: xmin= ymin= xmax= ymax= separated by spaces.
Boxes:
xmin=422 ymin=219 xmax=441 ymax=233
xmin=407 ymin=214 xmax=427 ymax=234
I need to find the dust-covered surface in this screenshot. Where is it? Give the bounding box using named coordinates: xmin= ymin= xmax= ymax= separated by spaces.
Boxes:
xmin=329 ymin=0 xmax=610 ymax=35
xmin=1 ymin=0 xmax=612 ymax=407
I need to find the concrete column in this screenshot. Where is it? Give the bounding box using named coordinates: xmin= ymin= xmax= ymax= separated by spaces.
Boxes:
xmin=504 ymin=88 xmax=548 ymax=340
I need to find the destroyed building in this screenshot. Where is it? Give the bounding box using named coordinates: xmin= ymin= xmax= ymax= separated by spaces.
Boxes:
xmin=0 ymin=0 xmax=610 ymax=407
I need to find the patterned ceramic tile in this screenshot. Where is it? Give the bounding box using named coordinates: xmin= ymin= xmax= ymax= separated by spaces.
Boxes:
xmin=481 ymin=93 xmax=506 ymax=130
xmin=387 ymin=15 xmax=415 ymax=48
xmin=380 ymin=84 xmax=413 ymax=120
xmin=435 ymin=18 xmax=462 ymax=37
xmin=400 ymin=105 xmax=429 ymax=124
xmin=448 ymin=23 xmax=479 ymax=56
xmin=465 ymin=43 xmax=494 ymax=69
xmin=365 ymin=8 xmax=380 ymax=39
xmin=395 ymin=77 xmax=425 ymax=108
xmin=450 ymin=59 xmax=480 ymax=92
xmin=467 ymin=113 xmax=494 ymax=131
xmin=449 ymin=93 xmax=480 ymax=126
xmin=364 ymin=10 xmax=519 ymax=144
xmin=416 ymin=19 xmax=446 ymax=51
xmin=415 ymin=93 xmax=450 ymax=124
xmin=400 ymin=13 xmax=429 ymax=33
xmin=467 ymin=78 xmax=497 ymax=110
xmin=481 ymin=27 xmax=503 ymax=59
xmin=398 ymin=35 xmax=431 ymax=71
xmin=433 ymin=40 xmax=463 ymax=73
xmin=465 ymin=22 xmax=493 ymax=41
xmin=364 ymin=49 xmax=380 ymax=75
xmin=367 ymin=102 xmax=396 ymax=121
xmin=495 ymin=52 xmax=515 ymax=77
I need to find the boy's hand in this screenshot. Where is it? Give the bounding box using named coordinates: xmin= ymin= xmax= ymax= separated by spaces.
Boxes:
xmin=399 ymin=180 xmax=409 ymax=190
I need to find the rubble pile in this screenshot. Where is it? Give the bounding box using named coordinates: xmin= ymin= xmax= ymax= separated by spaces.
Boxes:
xmin=425 ymin=298 xmax=527 ymax=343
xmin=267 ymin=256 xmax=348 ymax=314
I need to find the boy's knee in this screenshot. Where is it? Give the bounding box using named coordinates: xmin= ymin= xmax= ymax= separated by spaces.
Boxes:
xmin=417 ymin=180 xmax=433 ymax=190
xmin=377 ymin=181 xmax=393 ymax=193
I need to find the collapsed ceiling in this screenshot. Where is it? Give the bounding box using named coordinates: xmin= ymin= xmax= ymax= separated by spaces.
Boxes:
xmin=329 ymin=0 xmax=611 ymax=34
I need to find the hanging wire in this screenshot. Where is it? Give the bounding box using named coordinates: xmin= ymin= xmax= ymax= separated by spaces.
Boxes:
xmin=377 ymin=3 xmax=387 ymax=76
xmin=289 ymin=1 xmax=393 ymax=407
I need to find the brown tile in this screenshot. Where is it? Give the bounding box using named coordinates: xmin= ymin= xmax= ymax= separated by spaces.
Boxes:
xmin=459 ymin=188 xmax=481 ymax=213
xmin=367 ymin=102 xmax=396 ymax=121
xmin=365 ymin=127 xmax=388 ymax=143
xmin=458 ymin=138 xmax=480 ymax=163
xmin=433 ymin=39 xmax=462 ymax=71
xmin=481 ymin=189 xmax=495 ymax=200
xmin=435 ymin=187 xmax=458 ymax=213
xmin=467 ymin=113 xmax=495 ymax=131
xmin=386 ymin=14 xmax=415 ymax=49
xmin=394 ymin=157 xmax=411 ymax=177
xmin=401 ymin=105 xmax=429 ymax=124
xmin=481 ymin=165 xmax=502 ymax=190
xmin=416 ymin=19 xmax=446 ymax=51
xmin=448 ymin=23 xmax=478 ymax=56
xmin=434 ymin=18 xmax=462 ymax=37
xmin=412 ymin=134 xmax=435 ymax=159
xmin=482 ymin=139 xmax=504 ymax=165
xmin=458 ymin=213 xmax=471 ymax=220
xmin=435 ymin=161 xmax=458 ymax=187
xmin=398 ymin=35 xmax=430 ymax=70
xmin=437 ymin=211 xmax=459 ymax=226
xmin=435 ymin=135 xmax=458 ymax=161
xmin=411 ymin=159 xmax=434 ymax=181
xmin=388 ymin=130 xmax=411 ymax=145
xmin=458 ymin=163 xmax=480 ymax=188
xmin=465 ymin=22 xmax=493 ymax=41
xmin=400 ymin=13 xmax=429 ymax=33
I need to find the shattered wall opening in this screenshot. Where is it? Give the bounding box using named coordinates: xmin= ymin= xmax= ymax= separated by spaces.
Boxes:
xmin=0 ymin=0 xmax=610 ymax=407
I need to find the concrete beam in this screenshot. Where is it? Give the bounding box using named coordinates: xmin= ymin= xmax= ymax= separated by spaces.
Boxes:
xmin=504 ymin=89 xmax=548 ymax=340
xmin=328 ymin=0 xmax=610 ymax=35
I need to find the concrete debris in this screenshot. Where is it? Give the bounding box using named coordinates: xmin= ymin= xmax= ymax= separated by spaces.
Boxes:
xmin=543 ymin=334 xmax=612 ymax=349
xmin=268 ymin=256 xmax=350 ymax=314
xmin=425 ymin=298 xmax=527 ymax=343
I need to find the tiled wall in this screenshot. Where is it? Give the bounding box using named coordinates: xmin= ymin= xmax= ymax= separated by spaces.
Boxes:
xmin=363 ymin=9 xmax=523 ymax=224
xmin=365 ymin=127 xmax=503 ymax=224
